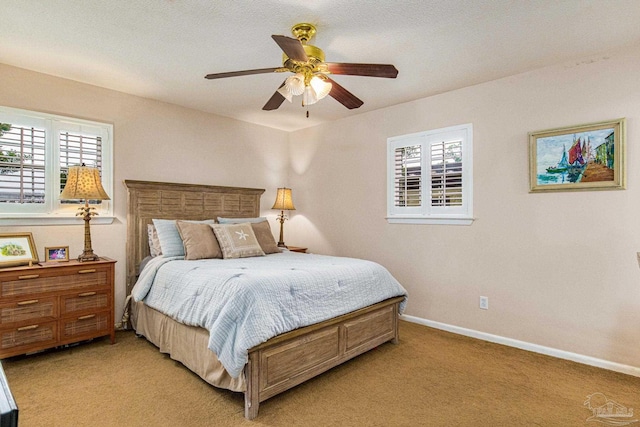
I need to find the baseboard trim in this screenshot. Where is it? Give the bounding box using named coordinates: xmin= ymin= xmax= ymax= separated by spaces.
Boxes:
xmin=401 ymin=314 xmax=640 ymax=378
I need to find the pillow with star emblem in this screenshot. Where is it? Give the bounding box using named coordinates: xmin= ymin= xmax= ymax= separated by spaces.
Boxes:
xmin=216 ymin=217 xmax=280 ymax=254
xmin=211 ymin=223 xmax=265 ymax=259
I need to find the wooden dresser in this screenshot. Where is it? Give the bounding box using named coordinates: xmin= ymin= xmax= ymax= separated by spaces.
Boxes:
xmin=0 ymin=257 xmax=115 ymax=358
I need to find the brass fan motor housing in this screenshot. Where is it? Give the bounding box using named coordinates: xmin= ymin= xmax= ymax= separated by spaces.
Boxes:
xmin=282 ymin=44 xmax=325 ymax=68
xmin=282 ymin=23 xmax=326 ymax=72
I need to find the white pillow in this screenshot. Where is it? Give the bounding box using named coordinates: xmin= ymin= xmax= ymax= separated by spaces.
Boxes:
xmin=152 ymin=219 xmax=215 ymax=257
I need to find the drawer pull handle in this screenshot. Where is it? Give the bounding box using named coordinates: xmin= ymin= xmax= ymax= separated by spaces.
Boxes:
xmin=78 ymin=314 xmax=96 ymax=320
xmin=78 ymin=269 xmax=96 ymax=274
xmin=78 ymin=292 xmax=97 ymax=297
xmin=17 ymin=324 xmax=38 ymax=331
xmin=18 ymin=274 xmax=39 ymax=280
xmin=17 ymin=299 xmax=39 ymax=306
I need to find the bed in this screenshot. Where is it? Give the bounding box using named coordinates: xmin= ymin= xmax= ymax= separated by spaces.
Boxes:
xmin=124 ymin=180 xmax=406 ymax=419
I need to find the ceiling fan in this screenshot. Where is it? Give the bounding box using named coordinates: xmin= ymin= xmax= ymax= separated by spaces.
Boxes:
xmin=204 ymin=23 xmax=398 ymax=114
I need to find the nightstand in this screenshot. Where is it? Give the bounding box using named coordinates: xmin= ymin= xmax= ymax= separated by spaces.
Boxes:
xmin=287 ymin=246 xmax=308 ymax=253
xmin=0 ymin=257 xmax=116 ymax=358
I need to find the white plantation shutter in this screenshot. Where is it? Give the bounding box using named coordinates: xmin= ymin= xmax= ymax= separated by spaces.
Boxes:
xmin=430 ymin=139 xmax=463 ymax=208
xmin=59 ymin=130 xmax=103 ymax=203
xmin=387 ymin=124 xmax=473 ymax=225
xmin=0 ymin=124 xmax=46 ymax=204
xmin=0 ymin=106 xmax=113 ymax=220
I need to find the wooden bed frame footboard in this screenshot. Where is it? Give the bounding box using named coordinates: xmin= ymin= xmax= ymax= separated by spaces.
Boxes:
xmin=244 ymin=296 xmax=403 ymax=420
xmin=124 ymin=180 xmax=404 ymax=420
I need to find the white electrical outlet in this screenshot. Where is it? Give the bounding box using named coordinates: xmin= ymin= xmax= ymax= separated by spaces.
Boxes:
xmin=479 ymin=296 xmax=489 ymax=310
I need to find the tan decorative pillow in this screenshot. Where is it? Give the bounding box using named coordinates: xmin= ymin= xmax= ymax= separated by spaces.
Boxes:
xmin=176 ymin=221 xmax=222 ymax=260
xmin=211 ymin=223 xmax=265 ymax=259
xmin=250 ymin=221 xmax=281 ymax=254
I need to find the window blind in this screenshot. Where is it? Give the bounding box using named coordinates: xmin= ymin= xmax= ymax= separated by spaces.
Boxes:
xmin=430 ymin=140 xmax=463 ymax=207
xmin=0 ymin=126 xmax=104 ymax=205
xmin=394 ymin=144 xmax=422 ymax=207
xmin=387 ymin=123 xmax=472 ymax=225
xmin=0 ymin=125 xmax=46 ymax=203
xmin=0 ymin=106 xmax=113 ymax=223
xmin=59 ymin=131 xmax=103 ymax=195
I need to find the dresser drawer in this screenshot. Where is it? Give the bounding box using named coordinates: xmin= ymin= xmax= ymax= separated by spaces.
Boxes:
xmin=0 ymin=267 xmax=109 ymax=298
xmin=0 ymin=321 xmax=58 ymax=354
xmin=61 ymin=290 xmax=110 ymax=316
xmin=0 ymin=297 xmax=57 ymax=326
xmin=61 ymin=311 xmax=110 ymax=342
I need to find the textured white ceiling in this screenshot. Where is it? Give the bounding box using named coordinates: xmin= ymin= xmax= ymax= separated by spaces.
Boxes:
xmin=2 ymin=0 xmax=640 ymax=131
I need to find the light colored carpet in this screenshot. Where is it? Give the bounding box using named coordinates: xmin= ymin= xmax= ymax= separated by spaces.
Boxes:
xmin=3 ymin=321 xmax=639 ymax=426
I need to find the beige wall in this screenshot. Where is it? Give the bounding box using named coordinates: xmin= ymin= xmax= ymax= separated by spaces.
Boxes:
xmin=2 ymin=45 xmax=639 ymax=369
xmin=288 ymin=47 xmax=640 ymax=368
xmin=0 ymin=64 xmax=290 ymax=322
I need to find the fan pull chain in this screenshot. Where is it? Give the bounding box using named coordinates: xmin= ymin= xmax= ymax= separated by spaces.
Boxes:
xmin=306 ymin=109 xmax=309 ymax=118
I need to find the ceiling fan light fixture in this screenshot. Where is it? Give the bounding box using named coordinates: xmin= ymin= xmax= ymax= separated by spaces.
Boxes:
xmin=284 ymin=73 xmax=305 ymax=95
xmin=302 ymin=85 xmax=319 ymax=106
xmin=310 ymin=76 xmax=332 ymax=100
xmin=277 ymin=86 xmax=293 ymax=102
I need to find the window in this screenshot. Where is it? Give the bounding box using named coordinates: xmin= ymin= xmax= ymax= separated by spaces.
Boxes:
xmin=0 ymin=106 xmax=113 ymax=224
xmin=387 ymin=123 xmax=473 ymax=225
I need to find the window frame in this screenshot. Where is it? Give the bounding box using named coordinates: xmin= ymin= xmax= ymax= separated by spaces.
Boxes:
xmin=386 ymin=123 xmax=474 ymax=225
xmin=0 ymin=106 xmax=113 ymax=226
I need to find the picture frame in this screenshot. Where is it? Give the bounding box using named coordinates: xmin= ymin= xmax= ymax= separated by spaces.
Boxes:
xmin=44 ymin=246 xmax=70 ymax=262
xmin=0 ymin=233 xmax=39 ymax=268
xmin=529 ymin=118 xmax=626 ymax=192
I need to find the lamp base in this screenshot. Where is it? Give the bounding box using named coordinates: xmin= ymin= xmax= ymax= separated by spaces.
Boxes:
xmin=276 ymin=210 xmax=288 ymax=249
xmin=77 ymin=250 xmax=100 ymax=262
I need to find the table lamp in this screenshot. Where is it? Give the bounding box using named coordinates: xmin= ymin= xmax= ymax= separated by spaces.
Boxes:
xmin=271 ymin=188 xmax=295 ymax=248
xmin=59 ymin=164 xmax=110 ymax=262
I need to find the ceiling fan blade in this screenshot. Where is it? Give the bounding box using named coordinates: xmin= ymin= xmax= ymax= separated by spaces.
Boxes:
xmin=325 ymin=63 xmax=398 ymax=78
xmin=325 ymin=77 xmax=364 ymax=109
xmin=262 ymin=82 xmax=287 ymax=111
xmin=205 ymin=67 xmax=280 ymax=79
xmin=271 ymin=35 xmax=308 ymax=62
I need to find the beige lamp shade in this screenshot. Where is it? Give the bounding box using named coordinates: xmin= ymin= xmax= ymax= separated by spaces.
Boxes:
xmin=60 ymin=165 xmax=110 ymax=201
xmin=271 ymin=188 xmax=295 ymax=210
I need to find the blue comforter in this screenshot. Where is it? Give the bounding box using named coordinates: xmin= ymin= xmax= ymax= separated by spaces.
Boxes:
xmin=132 ymin=251 xmax=407 ymax=378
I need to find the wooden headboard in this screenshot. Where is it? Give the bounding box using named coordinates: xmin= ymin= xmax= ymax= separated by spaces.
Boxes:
xmin=123 ymin=180 xmax=264 ymax=295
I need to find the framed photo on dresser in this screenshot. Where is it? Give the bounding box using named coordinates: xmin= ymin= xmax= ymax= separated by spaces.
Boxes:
xmin=0 ymin=233 xmax=38 ymax=268
xmin=45 ymin=246 xmax=69 ymax=262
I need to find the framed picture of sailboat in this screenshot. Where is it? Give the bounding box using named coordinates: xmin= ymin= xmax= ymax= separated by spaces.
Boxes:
xmin=529 ymin=118 xmax=626 ymax=192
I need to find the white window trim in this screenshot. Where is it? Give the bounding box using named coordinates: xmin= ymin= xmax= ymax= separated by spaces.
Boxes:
xmin=0 ymin=106 xmax=114 ymax=226
xmin=386 ymin=123 xmax=474 ymax=225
